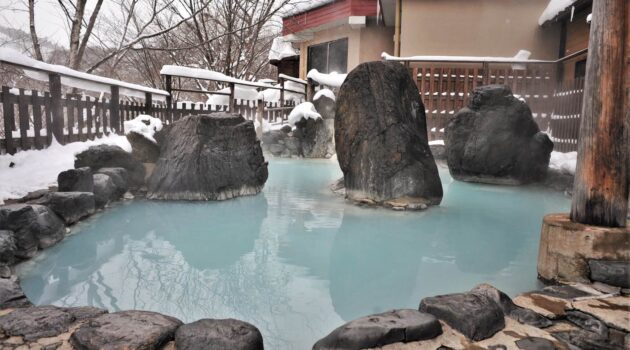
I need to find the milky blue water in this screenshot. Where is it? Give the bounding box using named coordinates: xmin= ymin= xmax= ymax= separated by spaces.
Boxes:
xmin=17 ymin=159 xmax=570 ymax=349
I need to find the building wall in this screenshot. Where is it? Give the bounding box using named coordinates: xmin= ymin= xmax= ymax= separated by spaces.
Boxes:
xmin=399 ymin=0 xmax=561 ymax=60
xmin=561 ymin=7 xmax=590 ymax=80
xmin=297 ymin=24 xmax=394 ymax=79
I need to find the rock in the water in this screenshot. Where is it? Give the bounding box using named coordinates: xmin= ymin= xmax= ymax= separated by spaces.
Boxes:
xmin=445 ymin=85 xmax=553 ymax=184
xmin=92 ymin=174 xmax=118 ymax=208
xmin=335 ymin=61 xmax=442 ymax=207
xmin=0 ymin=204 xmax=65 ymax=257
xmin=147 ymin=113 xmax=268 ymax=200
xmin=471 ymin=284 xmax=552 ymax=328
xmin=57 ymin=167 xmax=93 ymax=192
xmin=70 ymin=310 xmax=182 ymax=350
xmin=74 ymin=145 xmax=145 ymax=188
xmin=96 ymin=167 xmax=129 ymax=197
xmin=313 ymin=94 xmax=336 ymax=120
xmin=0 ymin=230 xmax=16 ymax=264
xmin=30 ymin=192 xmax=95 ymax=224
xmin=588 ymin=260 xmax=630 ymax=288
xmin=127 ymin=131 xmax=160 ymax=163
xmin=419 ymin=292 xmax=505 ymax=341
xmin=175 ymin=318 xmax=263 ymax=350
xmin=0 ymin=276 xmax=31 ymax=309
xmin=313 ymin=309 xmax=441 ymax=350
xmin=295 ymin=117 xmax=335 ymax=158
xmin=0 ymin=305 xmax=74 ymax=341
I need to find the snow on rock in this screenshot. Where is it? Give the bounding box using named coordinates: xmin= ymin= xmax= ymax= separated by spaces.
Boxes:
xmin=288 ymin=102 xmax=322 ymax=126
xmin=123 ymin=114 xmax=163 ymax=143
xmin=269 ymin=37 xmax=299 ymax=61
xmin=314 ymin=89 xmax=335 ymax=101
xmin=549 ymin=151 xmax=577 ymax=175
xmin=255 ymin=119 xmax=288 ymax=134
xmin=0 ymin=48 xmax=168 ymax=101
xmin=382 ymin=50 xmax=540 ymax=63
xmin=0 ymin=135 xmax=131 ymax=204
xmin=538 ymin=0 xmax=577 ymax=26
xmin=586 ymin=13 xmax=592 ymax=23
xmin=429 ymin=140 xmax=445 ymax=146
xmin=307 ymin=70 xmax=347 ymax=88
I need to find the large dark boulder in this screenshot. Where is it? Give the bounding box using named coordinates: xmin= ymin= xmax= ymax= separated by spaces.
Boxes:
xmin=70 ymin=310 xmax=182 ymax=350
xmin=175 ymin=319 xmax=264 ymax=350
xmin=92 ymin=174 xmax=118 ymax=208
xmin=127 ymin=131 xmax=160 ymax=163
xmin=96 ymin=167 xmax=129 ymax=197
xmin=0 ymin=230 xmax=16 ymax=264
xmin=147 ymin=113 xmax=268 ymax=200
xmin=0 ymin=305 xmax=74 ymax=341
xmin=588 ymin=260 xmax=630 ymax=288
xmin=335 ymin=61 xmax=442 ymax=208
xmin=313 ymin=93 xmax=336 ymax=120
xmin=313 ymin=309 xmax=442 ymax=350
xmin=74 ymin=145 xmax=145 ymax=188
xmin=57 ymin=167 xmax=93 ymax=192
xmin=470 ymin=284 xmax=551 ymax=328
xmin=0 ymin=277 xmax=31 ymax=309
xmin=294 ymin=117 xmax=335 ymax=158
xmin=0 ymin=204 xmax=65 ymax=257
xmin=419 ymin=292 xmax=505 ymax=341
xmin=30 ymin=192 xmax=95 ymax=224
xmin=445 ymin=85 xmax=553 ymax=184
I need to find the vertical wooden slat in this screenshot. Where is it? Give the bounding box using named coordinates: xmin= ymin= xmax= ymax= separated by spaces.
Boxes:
xmin=18 ymin=89 xmax=29 ymax=150
xmin=2 ymin=86 xmax=16 ymax=154
xmin=86 ymin=96 xmax=94 ymax=140
xmin=32 ymin=90 xmax=43 ymax=149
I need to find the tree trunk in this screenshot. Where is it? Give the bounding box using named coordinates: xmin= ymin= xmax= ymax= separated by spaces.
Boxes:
xmin=570 ymin=0 xmax=629 ymax=227
xmin=28 ymin=0 xmax=43 ymax=61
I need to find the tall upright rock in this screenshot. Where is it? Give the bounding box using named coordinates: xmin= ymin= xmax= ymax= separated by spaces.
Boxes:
xmin=147 ymin=113 xmax=268 ymax=200
xmin=335 ymin=61 xmax=443 ymax=209
xmin=445 ymin=85 xmax=553 ymax=184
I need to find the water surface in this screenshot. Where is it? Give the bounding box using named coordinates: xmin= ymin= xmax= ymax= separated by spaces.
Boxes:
xmin=18 ymin=159 xmax=570 ymax=349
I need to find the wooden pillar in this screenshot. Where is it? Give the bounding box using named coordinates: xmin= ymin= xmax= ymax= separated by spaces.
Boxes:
xmin=145 ymin=92 xmax=153 ymax=115
xmin=307 ymin=78 xmax=315 ymax=102
xmin=48 ymin=73 xmax=64 ymax=143
xmin=229 ymin=82 xmax=236 ymax=112
xmin=570 ymin=0 xmax=629 ymax=227
xmin=165 ymin=75 xmax=173 ymax=124
xmin=110 ymin=85 xmax=120 ymax=134
xmin=279 ymin=77 xmax=285 ymax=108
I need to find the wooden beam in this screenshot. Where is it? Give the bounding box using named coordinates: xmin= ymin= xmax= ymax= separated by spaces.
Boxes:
xmin=570 ymin=0 xmax=629 ymax=227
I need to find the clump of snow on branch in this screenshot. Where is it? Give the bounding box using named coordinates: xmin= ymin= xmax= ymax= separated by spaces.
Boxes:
xmin=538 ymin=0 xmax=577 ymax=25
xmin=549 ymin=151 xmax=577 ymax=175
xmin=124 ymin=114 xmax=163 ymax=143
xmin=288 ymin=102 xmax=322 ymax=126
xmin=268 ymin=37 xmax=299 ymax=61
xmin=0 ymin=135 xmax=131 ymax=204
xmin=314 ymin=88 xmax=335 ymax=101
xmin=307 ymin=69 xmax=347 ymax=88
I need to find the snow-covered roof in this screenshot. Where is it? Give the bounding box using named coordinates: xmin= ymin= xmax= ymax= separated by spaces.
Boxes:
xmin=0 ymin=48 xmax=168 ymax=101
xmin=538 ymin=0 xmax=578 ymax=25
xmin=307 ymin=69 xmax=347 ymax=88
xmin=281 ymin=0 xmax=335 ymax=17
xmin=268 ymin=37 xmax=299 ymax=62
xmin=381 ymin=50 xmax=546 ymax=63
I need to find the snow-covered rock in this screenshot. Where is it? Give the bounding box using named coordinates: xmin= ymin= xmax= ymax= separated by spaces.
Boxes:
xmin=307 ymin=70 xmax=347 ymax=88
xmin=549 ymin=151 xmax=577 ymax=175
xmin=288 ymin=102 xmax=321 ymax=126
xmin=123 ymin=115 xmax=163 ymax=143
xmin=314 ymin=89 xmax=335 ymax=101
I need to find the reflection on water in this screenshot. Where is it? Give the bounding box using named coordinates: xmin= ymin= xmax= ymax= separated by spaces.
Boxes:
xmin=17 ymin=159 xmax=569 ymax=349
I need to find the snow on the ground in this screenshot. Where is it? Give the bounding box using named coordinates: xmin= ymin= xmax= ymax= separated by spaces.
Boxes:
xmin=0 ymin=48 xmax=168 ymax=101
xmin=288 ymin=102 xmax=322 ymax=126
xmin=429 ymin=140 xmax=445 ymax=146
xmin=314 ymin=88 xmax=335 ymax=101
xmin=538 ymin=0 xmax=577 ymax=25
xmin=124 ymin=114 xmax=163 ymax=143
xmin=382 ymin=50 xmax=539 ymax=63
xmin=0 ymin=135 xmax=131 ymax=204
xmin=549 ymin=151 xmax=577 ymax=175
xmin=307 ymin=70 xmax=347 ymax=88
xmin=269 ymin=37 xmax=299 ymax=61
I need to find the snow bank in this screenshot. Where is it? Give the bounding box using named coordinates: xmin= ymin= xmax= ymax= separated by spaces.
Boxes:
xmin=538 ymin=0 xmax=577 ymax=25
xmin=382 ymin=50 xmax=540 ymax=63
xmin=269 ymin=37 xmax=299 ymax=61
xmin=314 ymin=89 xmax=335 ymax=101
xmin=288 ymin=102 xmax=322 ymax=126
xmin=307 ymin=69 xmax=347 ymax=88
xmin=0 ymin=48 xmax=168 ymax=101
xmin=124 ymin=114 xmax=163 ymax=143
xmin=0 ymin=135 xmax=131 ymax=204
xmin=549 ymin=151 xmax=577 ymax=175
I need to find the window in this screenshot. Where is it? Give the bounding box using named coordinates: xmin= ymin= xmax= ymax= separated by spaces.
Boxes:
xmin=574 ymin=59 xmax=587 ymax=79
xmin=307 ymin=38 xmax=348 ymax=74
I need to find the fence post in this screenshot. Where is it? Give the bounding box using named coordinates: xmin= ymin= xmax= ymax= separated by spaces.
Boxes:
xmin=145 ymin=92 xmax=153 ymax=116
xmin=1 ymin=86 xmax=16 ymax=154
xmin=165 ymin=75 xmax=173 ymax=123
xmin=48 ymin=73 xmax=64 ymax=143
xmin=229 ymin=82 xmax=236 ymax=112
xmin=256 ymin=98 xmax=264 ymax=139
xmin=279 ymin=76 xmax=285 ymax=108
xmin=307 ymin=78 xmax=315 ymax=102
xmin=110 ymin=85 xmax=120 ymax=133
xmin=482 ymin=62 xmax=490 ymax=85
